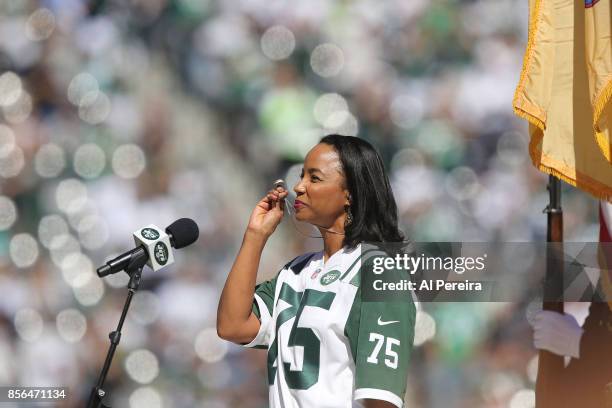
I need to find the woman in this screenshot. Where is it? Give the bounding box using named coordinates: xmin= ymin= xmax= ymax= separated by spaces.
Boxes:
xmin=217 ymin=135 xmax=416 ymax=408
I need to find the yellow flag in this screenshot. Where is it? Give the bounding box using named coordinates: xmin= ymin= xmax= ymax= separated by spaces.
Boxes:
xmin=513 ymin=0 xmax=612 ymax=201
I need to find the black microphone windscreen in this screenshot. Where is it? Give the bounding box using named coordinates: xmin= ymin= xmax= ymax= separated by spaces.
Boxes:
xmin=166 ymin=218 xmax=199 ymax=249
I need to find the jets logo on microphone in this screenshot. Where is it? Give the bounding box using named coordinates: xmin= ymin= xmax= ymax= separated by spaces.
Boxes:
xmin=154 ymin=242 xmax=169 ymax=265
xmin=133 ymin=223 xmax=175 ymax=271
xmin=141 ymin=228 xmax=160 ymax=240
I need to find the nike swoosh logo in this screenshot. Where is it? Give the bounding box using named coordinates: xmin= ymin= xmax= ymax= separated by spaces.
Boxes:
xmin=377 ymin=316 xmax=400 ymax=326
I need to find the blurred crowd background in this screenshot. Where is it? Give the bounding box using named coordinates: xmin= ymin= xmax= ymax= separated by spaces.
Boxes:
xmin=0 ymin=0 xmax=602 ymax=407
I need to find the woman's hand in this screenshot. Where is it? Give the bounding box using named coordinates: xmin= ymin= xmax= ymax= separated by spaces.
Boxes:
xmin=246 ymin=186 xmax=288 ymax=238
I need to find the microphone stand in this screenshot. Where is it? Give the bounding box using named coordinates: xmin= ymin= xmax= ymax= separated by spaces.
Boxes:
xmin=86 ymin=250 xmax=148 ymax=408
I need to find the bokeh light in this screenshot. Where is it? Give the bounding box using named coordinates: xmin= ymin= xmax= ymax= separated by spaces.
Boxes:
xmin=129 ymin=387 xmax=162 ymax=408
xmin=310 ymin=43 xmax=345 ymax=77
xmin=0 ymin=124 xmax=16 ymax=156
xmin=313 ymin=93 xmax=349 ymax=126
xmin=73 ymin=276 xmax=105 ymax=306
xmin=60 ymin=253 xmax=94 ymax=288
xmin=112 ymin=144 xmax=146 ymax=179
xmin=78 ymin=91 xmax=111 ymax=124
xmin=0 ymin=145 xmax=25 ymax=178
xmin=25 ymin=8 xmax=56 ymax=41
xmin=55 ymin=178 xmax=88 ymax=214
xmin=56 ymin=308 xmax=87 ymax=343
xmin=194 ymin=328 xmax=228 ymax=363
xmin=34 ymin=144 xmax=66 ymax=178
xmin=0 ymin=72 xmax=23 ymax=107
xmin=73 ymin=143 xmax=106 ymax=179
xmin=49 ymin=234 xmax=81 ymax=267
xmin=0 ymin=196 xmax=18 ymax=231
xmin=67 ymin=73 xmax=99 ymax=106
xmin=14 ymin=308 xmax=43 ymax=342
xmin=125 ymin=349 xmax=160 ymax=384
xmin=66 ymin=201 xmax=97 ymax=231
xmin=77 ymin=215 xmax=109 ymax=250
xmin=9 ymin=233 xmax=39 ymax=268
xmin=323 ymin=110 xmax=358 ymax=136
xmin=38 ymin=214 xmax=69 ymax=248
xmin=3 ymin=90 xmax=33 ymax=123
xmin=260 ymin=25 xmax=295 ymax=60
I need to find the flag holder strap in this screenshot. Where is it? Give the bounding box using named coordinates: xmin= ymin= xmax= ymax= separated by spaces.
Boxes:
xmin=543 ymin=205 xmax=562 ymax=214
xmin=86 ymin=251 xmax=148 ymax=408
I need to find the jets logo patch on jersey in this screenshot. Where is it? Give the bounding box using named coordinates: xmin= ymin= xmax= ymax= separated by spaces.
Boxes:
xmin=320 ymin=270 xmax=341 ymax=285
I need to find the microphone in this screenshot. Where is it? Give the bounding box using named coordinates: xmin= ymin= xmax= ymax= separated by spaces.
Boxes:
xmin=97 ymin=218 xmax=199 ymax=277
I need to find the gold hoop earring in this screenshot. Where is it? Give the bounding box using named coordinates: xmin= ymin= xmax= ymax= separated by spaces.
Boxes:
xmin=345 ymin=206 xmax=353 ymax=227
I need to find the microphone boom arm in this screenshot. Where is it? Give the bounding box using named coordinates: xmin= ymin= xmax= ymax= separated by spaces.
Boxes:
xmin=96 ymin=246 xmax=148 ymax=277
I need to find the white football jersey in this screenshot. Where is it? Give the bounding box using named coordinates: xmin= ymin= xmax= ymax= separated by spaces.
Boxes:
xmin=242 ymin=244 xmax=416 ymax=408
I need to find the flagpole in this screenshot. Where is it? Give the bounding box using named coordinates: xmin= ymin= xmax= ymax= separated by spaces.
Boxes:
xmin=536 ymin=175 xmax=565 ymax=408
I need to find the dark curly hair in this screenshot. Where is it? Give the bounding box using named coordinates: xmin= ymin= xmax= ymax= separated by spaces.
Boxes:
xmin=319 ymin=134 xmax=405 ymax=248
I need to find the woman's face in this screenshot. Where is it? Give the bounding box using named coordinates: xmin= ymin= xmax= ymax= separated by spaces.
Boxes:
xmin=292 ymin=143 xmax=350 ymax=228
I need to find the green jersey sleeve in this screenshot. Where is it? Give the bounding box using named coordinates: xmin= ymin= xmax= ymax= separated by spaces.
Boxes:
xmin=346 ymin=284 xmax=416 ymax=407
xmin=241 ymin=273 xmax=279 ymax=349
